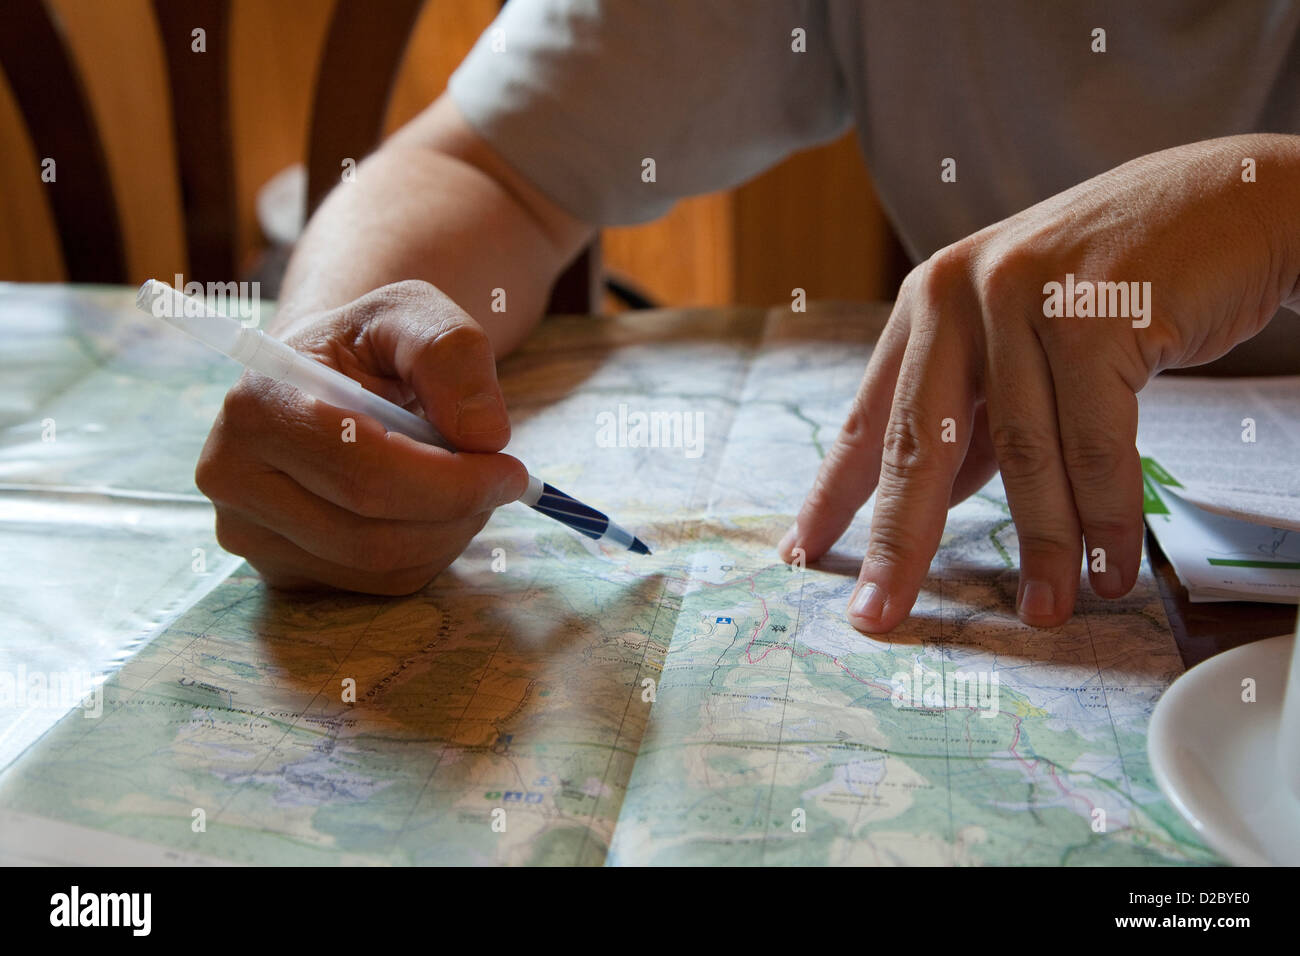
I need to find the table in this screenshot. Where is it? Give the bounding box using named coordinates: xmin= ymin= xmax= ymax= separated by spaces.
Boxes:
xmin=1148 ymin=537 xmax=1297 ymax=668
xmin=0 ymin=283 xmax=1288 ymax=865
xmin=1 ymin=284 xmax=1288 ymax=720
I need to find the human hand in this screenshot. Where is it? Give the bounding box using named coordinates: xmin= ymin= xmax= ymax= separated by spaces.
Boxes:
xmin=196 ymin=280 xmax=528 ymax=594
xmin=781 ymin=135 xmax=1300 ymax=631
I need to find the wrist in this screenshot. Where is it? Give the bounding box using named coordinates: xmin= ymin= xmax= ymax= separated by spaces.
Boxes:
xmin=1239 ymin=134 xmax=1300 ymax=313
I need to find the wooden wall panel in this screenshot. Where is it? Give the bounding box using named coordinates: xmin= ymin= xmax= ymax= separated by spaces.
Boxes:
xmin=602 ymin=133 xmax=900 ymax=311
xmin=733 ymin=131 xmax=903 ymax=306
xmin=601 ymin=195 xmax=735 ymax=308
xmin=385 ymin=0 xmax=496 ymax=132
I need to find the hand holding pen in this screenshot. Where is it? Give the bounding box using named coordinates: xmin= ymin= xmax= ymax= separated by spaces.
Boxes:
xmin=140 ymin=279 xmax=648 ymax=594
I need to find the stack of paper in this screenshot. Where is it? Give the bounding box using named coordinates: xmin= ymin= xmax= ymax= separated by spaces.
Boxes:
xmin=1137 ymin=375 xmax=1300 ymax=603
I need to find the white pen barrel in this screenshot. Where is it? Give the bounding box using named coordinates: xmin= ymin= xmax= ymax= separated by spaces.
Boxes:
xmin=138 ymin=278 xmax=244 ymax=354
xmin=137 ymin=279 xmax=645 ymax=551
xmin=140 ymin=279 xmax=452 ymax=450
xmin=520 ymin=474 xmax=545 ymax=506
xmin=271 ymin=339 xmax=450 ymax=449
xmin=300 ymin=360 xmax=448 ymax=448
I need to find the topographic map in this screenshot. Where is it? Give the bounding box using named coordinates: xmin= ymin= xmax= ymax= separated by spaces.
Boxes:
xmin=0 ymin=296 xmax=1215 ymax=865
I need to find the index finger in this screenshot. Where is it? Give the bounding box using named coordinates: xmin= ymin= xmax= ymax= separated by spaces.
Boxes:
xmin=215 ymin=376 xmax=529 ymax=521
xmin=780 ymin=308 xmax=911 ymax=563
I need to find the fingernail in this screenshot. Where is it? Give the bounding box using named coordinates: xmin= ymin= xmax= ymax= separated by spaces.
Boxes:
xmin=848 ymin=582 xmax=886 ymax=623
xmin=457 ymin=393 xmax=509 ymax=436
xmin=1018 ymin=579 xmax=1055 ymax=621
xmin=777 ymin=522 xmax=798 ymax=558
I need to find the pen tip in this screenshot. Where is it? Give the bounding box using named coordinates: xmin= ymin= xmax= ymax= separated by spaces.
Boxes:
xmin=629 ymin=537 xmax=651 ymax=556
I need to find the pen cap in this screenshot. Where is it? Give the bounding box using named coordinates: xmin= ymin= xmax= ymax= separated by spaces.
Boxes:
xmin=136 ymin=279 xmax=449 ymax=449
xmin=136 ymin=279 xmax=244 ymax=355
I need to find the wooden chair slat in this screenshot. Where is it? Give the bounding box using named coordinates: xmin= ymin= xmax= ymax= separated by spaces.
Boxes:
xmin=548 ymin=245 xmax=600 ymax=316
xmin=151 ymin=0 xmax=236 ymax=282
xmin=0 ymin=0 xmax=126 ymax=281
xmin=305 ymin=0 xmax=425 ymax=218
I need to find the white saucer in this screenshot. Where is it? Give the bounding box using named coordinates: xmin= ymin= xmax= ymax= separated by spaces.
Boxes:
xmin=1148 ymin=633 xmax=1300 ymax=865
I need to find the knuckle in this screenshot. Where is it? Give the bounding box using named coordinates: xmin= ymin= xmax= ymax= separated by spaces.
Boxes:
xmin=803 ymin=469 xmax=841 ymax=516
xmin=351 ymin=279 xmax=439 ymax=320
xmin=897 ymin=263 xmax=925 ymax=301
xmin=795 ymin=411 xmax=883 ymax=524
xmin=990 ymin=422 xmax=1056 ymax=483
xmin=385 ymin=278 xmax=438 ymax=301
xmin=802 ymin=473 xmax=849 ymax=523
xmin=1013 ymin=528 xmax=1078 ymax=558
xmin=469 ymin=510 xmax=493 ymax=537
xmin=880 ymin=410 xmax=939 ymax=477
xmin=426 ymin=516 xmax=487 ymax=570
xmin=1081 ymin=517 xmax=1136 ymax=546
xmin=454 ymin=481 xmax=490 ymax=517
xmin=218 ymin=380 xmax=266 ymax=431
xmin=1061 ymin=435 xmax=1125 ymax=484
xmin=917 ymin=242 xmax=974 ymax=301
xmin=865 ymin=514 xmax=925 ymax=568
xmin=977 ymin=244 xmax=1042 ymax=309
xmin=810 ymin=412 xmax=875 ymax=500
xmin=331 ymin=463 xmax=368 ymax=514
xmin=835 ymin=410 xmax=873 ymax=452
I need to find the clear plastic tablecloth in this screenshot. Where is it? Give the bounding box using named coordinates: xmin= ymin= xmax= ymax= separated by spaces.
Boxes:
xmin=0 ymin=285 xmax=245 ymax=770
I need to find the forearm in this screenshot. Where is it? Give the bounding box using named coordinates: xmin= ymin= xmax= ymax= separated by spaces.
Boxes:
xmin=274 ymin=96 xmax=595 ymax=356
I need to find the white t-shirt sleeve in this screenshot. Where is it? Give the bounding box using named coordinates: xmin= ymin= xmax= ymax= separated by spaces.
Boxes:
xmin=448 ymin=0 xmax=851 ymax=225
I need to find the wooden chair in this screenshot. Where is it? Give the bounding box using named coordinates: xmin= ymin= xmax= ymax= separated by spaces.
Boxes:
xmin=0 ymin=0 xmax=598 ymax=312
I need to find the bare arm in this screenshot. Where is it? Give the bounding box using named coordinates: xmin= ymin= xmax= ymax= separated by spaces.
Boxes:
xmin=196 ymin=95 xmax=596 ymax=595
xmin=273 ymin=93 xmax=595 ymax=355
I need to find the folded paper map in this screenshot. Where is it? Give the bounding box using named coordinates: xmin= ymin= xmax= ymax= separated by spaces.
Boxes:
xmin=0 ymin=292 xmax=1213 ymax=865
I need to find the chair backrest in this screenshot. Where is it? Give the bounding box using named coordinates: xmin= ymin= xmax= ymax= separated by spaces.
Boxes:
xmin=0 ymin=0 xmax=125 ymax=281
xmin=304 ymin=0 xmax=425 ymax=222
xmin=0 ymin=0 xmax=595 ymax=311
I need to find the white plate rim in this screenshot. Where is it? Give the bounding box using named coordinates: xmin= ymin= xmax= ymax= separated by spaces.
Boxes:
xmin=1147 ymin=633 xmax=1295 ymax=867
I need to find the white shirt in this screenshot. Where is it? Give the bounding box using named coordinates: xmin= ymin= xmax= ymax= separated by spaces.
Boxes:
xmin=449 ymin=0 xmax=1300 ymax=262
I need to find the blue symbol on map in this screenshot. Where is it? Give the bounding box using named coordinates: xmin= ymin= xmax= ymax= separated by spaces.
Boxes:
xmin=716 ymin=617 xmax=732 ymax=623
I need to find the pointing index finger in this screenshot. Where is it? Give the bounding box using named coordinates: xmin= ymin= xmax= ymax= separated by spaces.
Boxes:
xmin=781 ymin=309 xmax=911 ymax=564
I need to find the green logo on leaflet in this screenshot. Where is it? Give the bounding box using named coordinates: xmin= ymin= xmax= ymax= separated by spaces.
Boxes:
xmin=1139 ymin=457 xmax=1183 ymax=515
xmin=1140 ymin=457 xmax=1182 ymax=487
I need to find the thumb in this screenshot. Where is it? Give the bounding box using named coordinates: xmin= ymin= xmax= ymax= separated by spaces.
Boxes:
xmin=352 ymin=282 xmax=512 ymax=453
